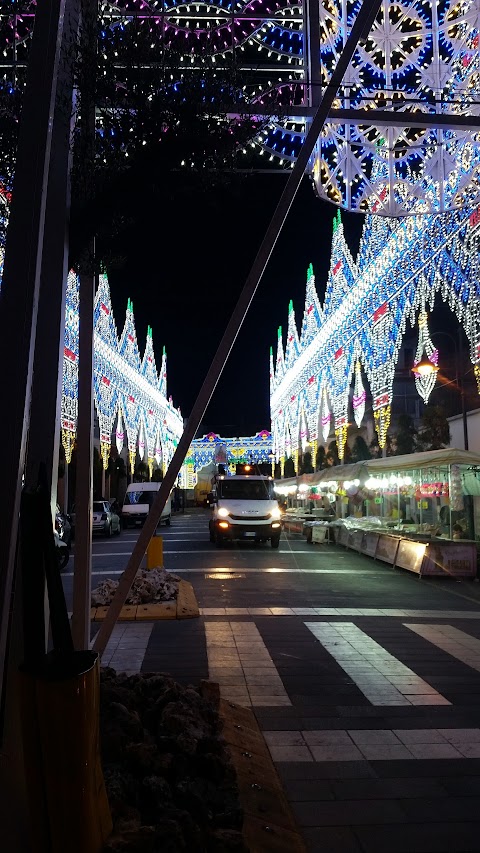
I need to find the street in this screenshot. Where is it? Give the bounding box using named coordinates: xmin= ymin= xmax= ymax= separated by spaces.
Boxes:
xmin=65 ymin=510 xmax=480 ymax=852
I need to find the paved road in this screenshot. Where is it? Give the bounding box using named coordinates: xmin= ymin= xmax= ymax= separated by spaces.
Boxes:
xmin=65 ymin=510 xmax=480 ymax=852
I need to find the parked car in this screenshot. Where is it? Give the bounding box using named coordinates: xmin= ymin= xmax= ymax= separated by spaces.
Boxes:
xmin=70 ymin=500 xmax=121 ymax=536
xmin=93 ymin=500 xmax=121 ymax=536
xmin=121 ymin=483 xmax=171 ymax=529
xmin=54 ymin=530 xmax=70 ymax=570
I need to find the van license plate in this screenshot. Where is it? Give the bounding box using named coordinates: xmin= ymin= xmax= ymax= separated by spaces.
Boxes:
xmin=244 ymin=532 xmax=256 ymax=538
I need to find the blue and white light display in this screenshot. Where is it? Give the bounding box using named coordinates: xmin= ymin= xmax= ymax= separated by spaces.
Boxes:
xmin=270 ymin=204 xmax=480 ymax=464
xmin=62 ymin=272 xmax=184 ymax=475
xmin=1 ymin=3 xmax=478 ymax=217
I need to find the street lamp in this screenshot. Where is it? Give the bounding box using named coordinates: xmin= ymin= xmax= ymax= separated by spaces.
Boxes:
xmin=411 ymin=356 xmax=439 ymax=378
xmin=411 ymin=329 xmax=468 ymax=450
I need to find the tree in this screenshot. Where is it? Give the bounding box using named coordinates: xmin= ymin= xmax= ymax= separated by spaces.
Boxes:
xmin=417 ymin=405 xmax=450 ymax=450
xmin=315 ymin=445 xmax=327 ymax=471
xmin=326 ymin=440 xmax=339 ymax=467
xmin=134 ymin=461 xmax=149 ymax=482
xmin=300 ymin=451 xmax=314 ymax=474
xmin=284 ymin=457 xmax=295 ymax=478
xmin=351 ymin=435 xmax=371 ymax=462
xmin=394 ymin=414 xmax=417 ymax=456
xmin=151 ymin=467 xmax=164 ymax=483
xmin=369 ymin=433 xmax=394 ymax=458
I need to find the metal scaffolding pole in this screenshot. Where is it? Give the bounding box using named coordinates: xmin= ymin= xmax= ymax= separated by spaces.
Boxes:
xmin=0 ymin=0 xmax=74 ymax=734
xmin=93 ymin=0 xmax=383 ymax=656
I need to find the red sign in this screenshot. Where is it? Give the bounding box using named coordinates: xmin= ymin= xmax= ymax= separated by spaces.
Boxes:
xmin=373 ymin=302 xmax=388 ymax=323
xmin=290 ymin=395 xmax=296 ymax=402
xmin=308 ymin=376 xmax=315 ymax=385
xmin=334 ymin=347 xmax=343 ymax=361
xmin=64 ymin=346 xmax=76 ymax=362
xmin=100 ymin=302 xmax=109 ymax=314
xmin=128 ymin=395 xmax=135 ymax=403
xmin=470 ymin=207 xmax=480 ymax=228
xmin=307 ymin=304 xmax=314 ymax=314
xmin=371 ymin=187 xmax=387 ymax=213
xmin=332 ymin=260 xmax=342 ymax=276
xmin=128 ymin=334 xmax=134 ymax=343
xmin=101 ymin=376 xmax=110 ymax=386
xmin=374 ymin=393 xmax=389 ymax=408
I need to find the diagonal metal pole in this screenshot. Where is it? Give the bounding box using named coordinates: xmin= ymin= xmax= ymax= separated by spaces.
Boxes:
xmin=93 ymin=0 xmax=383 ymax=656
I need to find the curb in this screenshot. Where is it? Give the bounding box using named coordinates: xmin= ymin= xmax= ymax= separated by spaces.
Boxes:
xmin=91 ymin=580 xmax=199 ymax=621
xmin=219 ymin=696 xmax=306 ymax=852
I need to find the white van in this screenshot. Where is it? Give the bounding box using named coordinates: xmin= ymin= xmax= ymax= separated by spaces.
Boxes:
xmin=121 ymin=482 xmax=171 ymax=529
xmin=209 ymin=475 xmax=282 ymax=548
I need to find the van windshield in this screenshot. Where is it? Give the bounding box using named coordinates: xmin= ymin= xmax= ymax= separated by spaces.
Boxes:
xmin=218 ymin=480 xmax=275 ymax=500
xmin=124 ymin=491 xmax=155 ymax=506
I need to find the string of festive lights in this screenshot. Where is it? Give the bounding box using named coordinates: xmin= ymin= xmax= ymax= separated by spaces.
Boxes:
xmin=270 ymin=204 xmax=480 ymax=463
xmin=1 ymin=4 xmax=477 ymax=217
xmin=63 ymin=271 xmax=184 ymax=475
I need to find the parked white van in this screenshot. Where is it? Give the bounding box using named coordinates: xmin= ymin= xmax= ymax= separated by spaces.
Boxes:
xmin=209 ymin=475 xmax=282 ymax=548
xmin=121 ymin=482 xmax=172 ymax=529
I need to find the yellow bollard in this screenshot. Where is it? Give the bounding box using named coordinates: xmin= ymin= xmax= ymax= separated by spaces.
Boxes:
xmin=147 ymin=535 xmax=163 ymax=569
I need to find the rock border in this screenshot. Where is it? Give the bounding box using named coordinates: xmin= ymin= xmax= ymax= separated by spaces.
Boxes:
xmin=91 ymin=580 xmax=199 ymax=621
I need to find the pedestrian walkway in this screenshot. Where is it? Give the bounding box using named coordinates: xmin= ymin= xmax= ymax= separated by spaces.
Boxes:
xmin=97 ymin=520 xmax=480 ymax=853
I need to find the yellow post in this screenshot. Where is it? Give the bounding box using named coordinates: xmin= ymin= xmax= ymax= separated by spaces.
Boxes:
xmin=147 ymin=535 xmax=163 ymax=569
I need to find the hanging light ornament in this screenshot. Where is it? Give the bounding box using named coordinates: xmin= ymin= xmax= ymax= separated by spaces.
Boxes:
xmin=412 ymin=310 xmax=439 ymax=403
xmin=352 ymin=360 xmax=366 ymax=427
xmin=116 ymin=408 xmax=125 ymax=455
xmin=321 ymin=387 xmax=331 ymax=442
xmin=138 ymin=422 xmax=145 ymax=460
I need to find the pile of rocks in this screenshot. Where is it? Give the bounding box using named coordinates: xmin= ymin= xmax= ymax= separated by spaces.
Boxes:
xmin=101 ymin=668 xmax=247 ymax=852
xmin=92 ymin=569 xmax=180 ymax=607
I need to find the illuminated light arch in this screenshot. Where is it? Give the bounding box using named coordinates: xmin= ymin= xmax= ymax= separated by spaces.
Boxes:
xmin=270 ymin=205 xmax=480 ymax=456
xmin=62 ymin=272 xmax=184 ymax=477
xmin=189 ymin=430 xmax=273 ymax=475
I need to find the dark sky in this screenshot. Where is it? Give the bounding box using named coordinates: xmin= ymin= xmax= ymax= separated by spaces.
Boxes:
xmin=107 ymin=173 xmax=364 ymax=437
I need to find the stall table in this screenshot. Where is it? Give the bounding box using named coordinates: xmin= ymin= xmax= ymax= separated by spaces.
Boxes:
xmin=337 ymin=527 xmax=477 ymax=578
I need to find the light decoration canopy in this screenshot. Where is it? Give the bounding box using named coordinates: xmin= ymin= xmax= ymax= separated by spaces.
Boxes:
xmin=270 ymin=205 xmax=480 ymax=460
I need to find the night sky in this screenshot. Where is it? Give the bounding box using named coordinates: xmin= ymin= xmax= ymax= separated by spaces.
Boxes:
xmin=107 ymin=173 xmax=364 ymax=438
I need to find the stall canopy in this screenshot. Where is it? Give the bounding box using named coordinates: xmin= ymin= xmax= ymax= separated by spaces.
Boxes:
xmin=276 ymin=449 xmax=480 ymax=491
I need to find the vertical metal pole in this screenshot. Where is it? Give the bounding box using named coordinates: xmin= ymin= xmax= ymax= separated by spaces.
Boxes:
xmin=71 ymin=271 xmax=95 ymax=649
xmin=458 ymin=326 xmax=469 ymax=450
xmin=0 ymin=2 xmax=79 ymax=847
xmin=93 ymin=0 xmax=384 ymax=656
xmin=0 ymin=0 xmax=69 ymax=728
xmin=304 ymin=0 xmax=322 ymax=109
xmin=71 ymin=0 xmax=97 ymax=650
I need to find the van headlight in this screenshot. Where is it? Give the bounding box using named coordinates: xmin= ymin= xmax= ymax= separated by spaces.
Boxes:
xmin=217 ymin=507 xmax=229 ymax=518
xmin=270 ymin=507 xmax=281 ymax=520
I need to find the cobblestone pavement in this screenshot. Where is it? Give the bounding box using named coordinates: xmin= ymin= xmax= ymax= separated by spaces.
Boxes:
xmin=80 ymin=510 xmax=480 ymax=852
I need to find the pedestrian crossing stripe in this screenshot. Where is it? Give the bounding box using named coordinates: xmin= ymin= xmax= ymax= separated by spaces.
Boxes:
xmin=305 ymin=622 xmax=451 ymax=707
xmin=404 ymin=623 xmax=480 ymax=673
xmin=99 ymin=615 xmax=480 ymax=711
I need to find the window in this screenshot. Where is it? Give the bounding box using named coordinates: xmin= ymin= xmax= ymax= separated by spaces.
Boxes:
xmin=218 ymin=480 xmax=275 ymax=500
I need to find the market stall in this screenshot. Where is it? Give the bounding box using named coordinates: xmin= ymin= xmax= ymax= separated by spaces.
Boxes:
xmin=275 ymin=449 xmax=480 ymax=578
